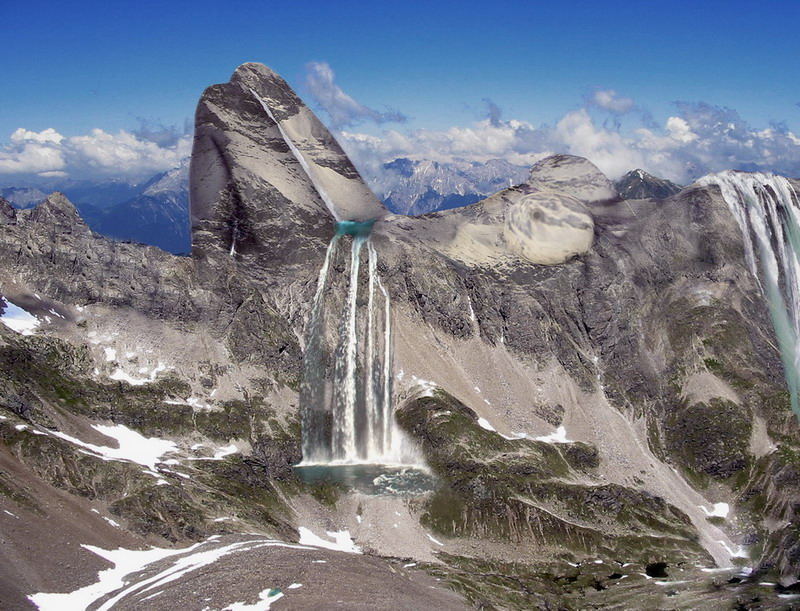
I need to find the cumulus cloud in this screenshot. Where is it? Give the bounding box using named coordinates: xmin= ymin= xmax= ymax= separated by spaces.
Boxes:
xmin=11 ymin=128 xmax=64 ymax=144
xmin=305 ymin=62 xmax=407 ymax=128
xmin=338 ymin=97 xmax=800 ymax=184
xmin=0 ymin=127 xmax=191 ymax=180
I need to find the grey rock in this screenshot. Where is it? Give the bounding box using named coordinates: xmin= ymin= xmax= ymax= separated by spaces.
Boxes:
xmin=528 ymin=154 xmax=619 ymax=204
xmin=615 ymin=168 xmax=682 ymax=200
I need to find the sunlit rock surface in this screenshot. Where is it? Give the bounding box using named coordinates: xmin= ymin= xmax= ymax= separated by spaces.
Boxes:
xmin=503 ymin=190 xmax=594 ymax=264
xmin=190 ymin=63 xmax=385 ymax=280
xmin=527 ymin=154 xmax=618 ymax=204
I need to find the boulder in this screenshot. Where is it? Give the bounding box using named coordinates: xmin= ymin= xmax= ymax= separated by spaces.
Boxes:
xmin=503 ymin=190 xmax=594 ymax=264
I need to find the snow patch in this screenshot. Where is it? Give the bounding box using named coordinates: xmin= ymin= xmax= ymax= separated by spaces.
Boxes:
xmin=30 ymin=537 xmax=312 ymax=611
xmin=223 ymin=588 xmax=284 ymax=610
xmin=533 ymin=426 xmax=571 ymax=444
xmin=29 ymin=543 xmax=203 ymax=611
xmin=191 ymin=444 xmax=239 ymax=461
xmin=1 ymin=301 xmax=39 ymax=335
xmin=477 ymin=417 xmax=496 ymax=432
xmin=50 ymin=423 xmax=177 ymax=471
xmin=109 ymin=362 xmax=167 ymax=386
xmin=700 ymin=502 xmax=730 ymax=518
xmin=409 ymin=375 xmax=438 ymax=398
xmin=297 ymin=527 xmax=361 ymax=554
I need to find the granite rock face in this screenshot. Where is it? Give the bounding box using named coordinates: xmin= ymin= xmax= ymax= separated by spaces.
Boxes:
xmin=1 ymin=62 xmax=800 ymax=607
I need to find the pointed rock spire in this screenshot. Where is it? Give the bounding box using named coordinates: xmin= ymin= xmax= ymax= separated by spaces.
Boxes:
xmin=27 ymin=192 xmax=86 ymax=230
xmin=190 ymin=62 xmax=385 ymax=270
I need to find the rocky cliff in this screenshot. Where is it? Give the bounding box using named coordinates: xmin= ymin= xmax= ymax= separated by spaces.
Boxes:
xmin=1 ymin=63 xmax=799 ymax=609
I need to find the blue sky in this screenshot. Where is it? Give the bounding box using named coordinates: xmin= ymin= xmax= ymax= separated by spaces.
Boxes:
xmin=2 ymin=0 xmax=800 ymax=182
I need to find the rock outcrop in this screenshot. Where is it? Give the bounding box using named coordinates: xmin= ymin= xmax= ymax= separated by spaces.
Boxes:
xmin=190 ymin=63 xmax=384 ymax=289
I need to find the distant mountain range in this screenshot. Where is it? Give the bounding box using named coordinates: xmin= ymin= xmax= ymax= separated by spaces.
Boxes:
xmin=368 ymin=157 xmax=530 ymax=215
xmin=1 ymin=160 xmax=190 ymax=254
xmin=0 ymin=159 xmax=683 ymax=254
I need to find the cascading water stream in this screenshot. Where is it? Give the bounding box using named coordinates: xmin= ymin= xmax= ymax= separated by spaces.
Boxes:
xmin=364 ymin=241 xmax=378 ymax=455
xmin=378 ymin=275 xmax=395 ymax=454
xmin=299 ymin=234 xmax=340 ymax=462
xmin=298 ymin=226 xmax=414 ymax=465
xmin=249 ymin=87 xmax=425 ymax=480
xmin=332 ymin=234 xmax=367 ymax=460
xmin=698 ymin=171 xmax=800 ymax=416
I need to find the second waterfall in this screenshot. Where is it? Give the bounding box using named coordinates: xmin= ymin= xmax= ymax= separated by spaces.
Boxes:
xmin=300 ymin=221 xmax=418 ymax=465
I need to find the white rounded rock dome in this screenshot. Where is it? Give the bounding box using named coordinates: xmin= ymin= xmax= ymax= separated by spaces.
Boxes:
xmin=503 ymin=190 xmax=594 ymax=264
xmin=528 ymin=154 xmax=618 ymax=205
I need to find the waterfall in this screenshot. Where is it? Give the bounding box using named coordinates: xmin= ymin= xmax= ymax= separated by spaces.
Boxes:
xmin=332 ymin=235 xmax=367 ymax=459
xmin=698 ymin=171 xmax=800 ymax=416
xmin=300 ymin=234 xmax=340 ymax=462
xmin=249 ymin=87 xmax=420 ymax=466
xmin=365 ymin=241 xmax=379 ymax=456
xmin=300 ymin=225 xmax=420 ymax=465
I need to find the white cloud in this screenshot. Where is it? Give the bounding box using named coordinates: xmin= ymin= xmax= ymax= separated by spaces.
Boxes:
xmin=340 ymin=101 xmax=800 ymax=184
xmin=305 ymin=62 xmax=406 ymax=128
xmin=0 ymin=127 xmax=191 ymax=179
xmin=665 ymin=116 xmax=698 ymax=143
xmin=69 ymin=129 xmax=191 ymax=174
xmin=590 ymin=89 xmax=635 ymax=114
xmin=0 ymin=131 xmax=66 ymax=174
xmin=10 ymin=127 xmax=64 ymax=144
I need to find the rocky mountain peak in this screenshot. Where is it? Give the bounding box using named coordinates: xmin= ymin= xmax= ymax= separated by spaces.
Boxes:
xmin=615 ymin=168 xmax=682 ymax=200
xmin=190 ymin=62 xmax=385 ymax=274
xmin=528 ymin=154 xmax=618 ymax=204
xmin=26 ymin=191 xmax=86 ymax=229
xmin=0 ymin=196 xmax=16 ymax=224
